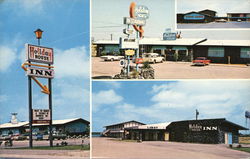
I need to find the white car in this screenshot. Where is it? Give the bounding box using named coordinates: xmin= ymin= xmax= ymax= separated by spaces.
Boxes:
xmin=100 ymin=55 xmax=124 ymax=61
xmin=142 ymin=53 xmax=164 ymax=64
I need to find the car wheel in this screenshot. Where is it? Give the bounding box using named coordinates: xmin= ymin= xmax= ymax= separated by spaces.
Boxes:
xmin=153 ymin=60 xmax=156 ymax=64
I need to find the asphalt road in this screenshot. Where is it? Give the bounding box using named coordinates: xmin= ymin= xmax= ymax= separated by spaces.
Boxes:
xmin=92 ymin=137 xmax=250 ymax=159
xmin=0 ymin=138 xmax=90 ymax=159
xmin=92 ymin=57 xmax=250 ymax=79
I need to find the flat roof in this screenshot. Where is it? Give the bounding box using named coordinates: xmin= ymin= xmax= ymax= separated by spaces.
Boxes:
xmin=93 ymin=38 xmax=250 ymax=47
xmin=94 ymin=38 xmax=207 ymax=46
xmin=197 ymin=40 xmax=250 ymax=47
xmin=126 ymin=122 xmax=171 ymax=130
xmin=0 ymin=122 xmax=28 ymax=129
xmin=0 ymin=118 xmax=89 ymax=129
xmin=169 ymin=118 xmax=248 ymax=130
xmin=104 ymin=120 xmax=145 ymax=128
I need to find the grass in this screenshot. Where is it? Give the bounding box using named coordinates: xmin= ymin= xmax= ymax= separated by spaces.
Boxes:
xmin=232 ymin=147 xmax=250 ymax=153
xmin=13 ymin=145 xmax=90 ymax=150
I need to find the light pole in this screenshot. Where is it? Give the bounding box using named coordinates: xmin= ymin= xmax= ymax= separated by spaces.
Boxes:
xmin=27 ymin=29 xmax=43 ymax=148
xmin=34 ymin=29 xmax=43 ymax=46
xmin=34 ymin=28 xmax=53 ymax=147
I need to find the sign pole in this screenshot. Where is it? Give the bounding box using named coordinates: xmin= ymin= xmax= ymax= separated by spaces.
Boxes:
xmin=136 ymin=31 xmax=139 ymax=71
xmin=28 ymin=65 xmax=33 ymax=148
xmin=48 ymin=64 xmax=53 ymax=147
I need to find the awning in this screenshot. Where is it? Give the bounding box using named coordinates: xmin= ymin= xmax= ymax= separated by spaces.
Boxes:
xmin=151 ymin=46 xmax=167 ymax=50
xmin=172 ymin=46 xmax=188 ymax=50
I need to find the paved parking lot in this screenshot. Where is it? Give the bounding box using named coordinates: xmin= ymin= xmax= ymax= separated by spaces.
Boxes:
xmin=0 ymin=138 xmax=90 ymax=159
xmin=92 ymin=57 xmax=250 ymax=79
xmin=92 ymin=137 xmax=250 ymax=159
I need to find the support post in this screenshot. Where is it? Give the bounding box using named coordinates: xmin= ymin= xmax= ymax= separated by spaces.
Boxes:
xmin=48 ymin=64 xmax=53 ymax=147
xmin=28 ymin=73 xmax=33 ymax=148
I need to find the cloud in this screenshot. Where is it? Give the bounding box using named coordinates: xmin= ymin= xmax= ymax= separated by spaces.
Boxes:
xmin=17 ymin=0 xmax=44 ymax=13
xmin=0 ymin=46 xmax=17 ymax=72
xmin=0 ymin=94 xmax=8 ymax=102
xmin=93 ymin=81 xmax=250 ymax=131
xmin=54 ymin=46 xmax=89 ymax=78
xmin=101 ymin=81 xmax=121 ymax=89
xmin=92 ymin=89 xmax=123 ymax=112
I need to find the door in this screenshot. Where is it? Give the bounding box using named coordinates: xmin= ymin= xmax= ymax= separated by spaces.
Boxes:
xmin=164 ymin=132 xmax=169 ymax=141
xmin=225 ymin=132 xmax=233 ymax=144
xmin=228 ymin=133 xmax=233 ymax=144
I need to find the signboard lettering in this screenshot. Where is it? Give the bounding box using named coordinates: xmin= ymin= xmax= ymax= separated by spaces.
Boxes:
xmin=125 ymin=50 xmax=135 ymax=56
xmin=32 ymin=109 xmax=50 ymax=124
xmin=26 ymin=44 xmax=54 ymax=64
xmin=135 ymin=5 xmax=149 ymax=19
xmin=119 ymin=38 xmax=139 ymax=49
xmin=184 ymin=13 xmax=205 ymax=20
xmin=124 ymin=17 xmax=146 ymax=26
xmin=26 ymin=67 xmax=54 ymax=79
xmin=189 ymin=124 xmax=218 ymax=131
xmin=163 ymin=33 xmax=176 ymax=40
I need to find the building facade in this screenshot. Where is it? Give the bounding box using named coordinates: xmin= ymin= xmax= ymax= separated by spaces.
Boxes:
xmin=166 ymin=118 xmax=248 ymax=144
xmin=103 ymin=120 xmax=145 ymax=138
xmin=177 ymin=10 xmax=217 ymax=23
xmin=106 ymin=118 xmax=247 ymax=144
xmin=125 ymin=123 xmax=170 ymax=141
xmin=93 ymin=38 xmax=250 ymax=64
xmin=0 ymin=118 xmax=90 ymax=136
xmin=227 ymin=13 xmax=250 ymax=22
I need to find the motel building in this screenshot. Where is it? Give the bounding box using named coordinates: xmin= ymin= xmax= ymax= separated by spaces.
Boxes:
xmin=93 ymin=38 xmax=250 ymax=64
xmin=102 ymin=120 xmax=145 ymax=138
xmin=103 ymin=118 xmax=248 ymax=144
xmin=177 ymin=9 xmax=250 ymax=23
xmin=0 ymin=117 xmax=90 ymax=137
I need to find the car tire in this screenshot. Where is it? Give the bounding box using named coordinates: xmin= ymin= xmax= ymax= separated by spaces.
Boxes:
xmin=153 ymin=60 xmax=156 ymax=64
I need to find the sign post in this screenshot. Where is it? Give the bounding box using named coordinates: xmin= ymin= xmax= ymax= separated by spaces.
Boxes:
xmin=22 ymin=30 xmax=54 ymax=147
xmin=121 ymin=2 xmax=149 ymax=74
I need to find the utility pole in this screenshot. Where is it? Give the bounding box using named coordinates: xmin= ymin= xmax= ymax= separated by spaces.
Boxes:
xmin=196 ymin=109 xmax=199 ymax=120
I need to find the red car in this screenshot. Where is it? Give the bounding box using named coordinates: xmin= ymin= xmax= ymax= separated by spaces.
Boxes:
xmin=192 ymin=57 xmax=211 ymax=66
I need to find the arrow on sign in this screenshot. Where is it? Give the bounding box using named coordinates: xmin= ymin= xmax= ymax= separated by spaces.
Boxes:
xmin=22 ymin=63 xmax=51 ymax=94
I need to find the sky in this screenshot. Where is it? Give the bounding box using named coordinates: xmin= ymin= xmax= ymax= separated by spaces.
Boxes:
xmin=0 ymin=0 xmax=90 ymax=124
xmin=92 ymin=0 xmax=250 ymax=40
xmin=92 ymin=0 xmax=176 ymax=40
xmin=92 ymin=81 xmax=250 ymax=132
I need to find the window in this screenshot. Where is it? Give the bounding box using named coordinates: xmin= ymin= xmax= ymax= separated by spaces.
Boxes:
xmin=208 ymin=47 xmax=224 ymax=57
xmin=240 ymin=47 xmax=250 ymax=58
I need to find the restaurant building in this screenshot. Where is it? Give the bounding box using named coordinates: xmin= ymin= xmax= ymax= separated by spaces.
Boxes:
xmin=93 ymin=38 xmax=250 ymax=64
xmin=177 ymin=9 xmax=217 ymax=23
xmin=105 ymin=118 xmax=248 ymax=144
xmin=0 ymin=118 xmax=90 ymax=136
xmin=102 ymin=120 xmax=145 ymax=138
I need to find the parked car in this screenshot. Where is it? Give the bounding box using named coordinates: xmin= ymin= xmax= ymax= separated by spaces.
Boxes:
xmin=142 ymin=53 xmax=164 ymax=64
xmin=100 ymin=55 xmax=124 ymax=61
xmin=192 ymin=57 xmax=211 ymax=66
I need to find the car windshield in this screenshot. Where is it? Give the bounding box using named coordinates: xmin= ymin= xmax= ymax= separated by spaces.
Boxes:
xmin=197 ymin=57 xmax=205 ymax=60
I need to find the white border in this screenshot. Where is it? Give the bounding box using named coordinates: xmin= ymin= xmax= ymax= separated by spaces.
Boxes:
xmin=175 ymin=0 xmax=250 ymax=31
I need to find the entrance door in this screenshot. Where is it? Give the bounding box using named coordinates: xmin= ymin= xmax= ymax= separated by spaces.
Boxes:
xmin=228 ymin=133 xmax=233 ymax=144
xmin=164 ymin=132 xmax=169 ymax=141
xmin=225 ymin=132 xmax=233 ymax=144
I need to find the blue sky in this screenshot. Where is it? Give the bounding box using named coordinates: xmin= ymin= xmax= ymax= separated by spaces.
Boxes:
xmin=92 ymin=81 xmax=250 ymax=132
xmin=0 ymin=0 xmax=90 ymax=124
xmin=92 ymin=0 xmax=176 ymax=40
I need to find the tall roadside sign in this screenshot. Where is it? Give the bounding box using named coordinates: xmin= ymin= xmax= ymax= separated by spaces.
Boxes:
xmin=22 ymin=40 xmax=54 ymax=148
xmin=122 ymin=2 xmax=149 ymax=74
